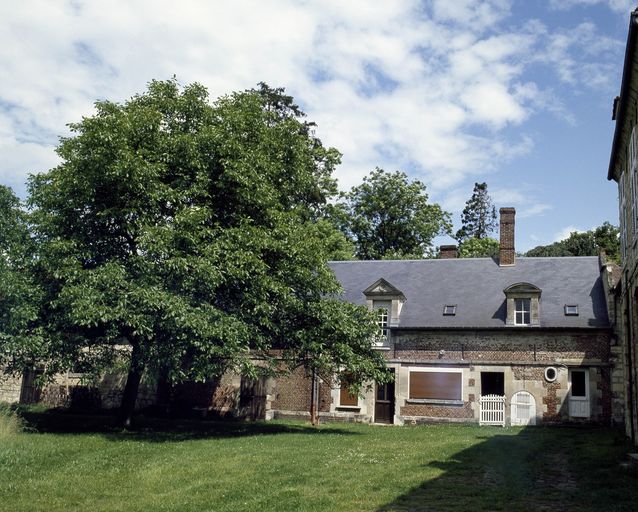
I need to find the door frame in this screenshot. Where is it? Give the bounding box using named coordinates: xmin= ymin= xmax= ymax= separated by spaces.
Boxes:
xmin=569 ymin=368 xmax=590 ymax=418
xmin=374 ymin=369 xmax=395 ymax=424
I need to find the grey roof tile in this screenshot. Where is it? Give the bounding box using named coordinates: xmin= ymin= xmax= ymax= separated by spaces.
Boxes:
xmin=329 ymin=257 xmax=609 ymax=329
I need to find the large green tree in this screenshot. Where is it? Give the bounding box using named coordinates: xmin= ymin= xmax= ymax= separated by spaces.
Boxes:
xmin=335 ymin=168 xmax=451 ymax=260
xmin=455 ymin=182 xmax=497 ymax=243
xmin=525 ymin=222 xmax=620 ymax=262
xmin=0 ymin=186 xmax=44 ymax=375
xmin=27 ymin=80 xmax=388 ymax=425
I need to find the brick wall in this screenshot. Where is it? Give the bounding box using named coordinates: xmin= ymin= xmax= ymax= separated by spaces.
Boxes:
xmin=401 ymin=402 xmax=474 ymax=419
xmin=271 ymin=367 xmax=331 ymax=414
xmin=394 ymin=330 xmax=610 ymax=364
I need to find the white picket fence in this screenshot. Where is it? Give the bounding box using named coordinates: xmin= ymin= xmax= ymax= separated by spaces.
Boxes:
xmin=479 ymin=394 xmax=506 ymax=426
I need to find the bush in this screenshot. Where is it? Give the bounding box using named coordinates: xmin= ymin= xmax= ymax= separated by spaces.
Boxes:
xmin=0 ymin=402 xmax=24 ymax=439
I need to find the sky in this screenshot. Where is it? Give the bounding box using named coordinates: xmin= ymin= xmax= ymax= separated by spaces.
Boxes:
xmin=0 ymin=0 xmax=635 ymax=252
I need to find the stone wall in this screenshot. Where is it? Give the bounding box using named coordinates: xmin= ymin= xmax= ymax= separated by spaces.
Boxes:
xmin=0 ymin=373 xmax=22 ymax=403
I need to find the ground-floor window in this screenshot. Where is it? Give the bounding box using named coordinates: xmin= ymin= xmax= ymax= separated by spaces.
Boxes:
xmin=408 ymin=368 xmax=462 ymax=401
xmin=339 ymin=377 xmax=358 ymax=406
xmin=480 ymin=371 xmax=504 ymax=396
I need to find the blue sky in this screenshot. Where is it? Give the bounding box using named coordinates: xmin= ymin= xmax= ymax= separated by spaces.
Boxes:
xmin=0 ymin=0 xmax=634 ymax=251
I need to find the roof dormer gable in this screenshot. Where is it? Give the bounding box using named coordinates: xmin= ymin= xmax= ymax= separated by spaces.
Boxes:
xmin=363 ymin=278 xmax=405 ymax=300
xmin=363 ymin=278 xmax=406 ymax=330
xmin=503 ymin=282 xmax=542 ymax=296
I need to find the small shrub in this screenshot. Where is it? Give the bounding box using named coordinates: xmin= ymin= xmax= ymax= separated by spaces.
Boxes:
xmin=0 ymin=402 xmax=24 ymax=439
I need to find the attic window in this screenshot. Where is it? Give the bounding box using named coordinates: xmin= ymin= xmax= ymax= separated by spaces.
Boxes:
xmin=564 ymin=304 xmax=579 ymax=316
xmin=443 ymin=305 xmax=457 ymax=316
xmin=503 ymin=282 xmax=541 ymax=327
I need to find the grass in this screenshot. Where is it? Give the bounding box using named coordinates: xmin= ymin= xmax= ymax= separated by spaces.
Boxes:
xmin=0 ymin=403 xmax=25 ymax=440
xmin=0 ymin=410 xmax=637 ymax=512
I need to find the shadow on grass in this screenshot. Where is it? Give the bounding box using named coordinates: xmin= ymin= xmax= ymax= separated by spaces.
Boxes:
xmin=377 ymin=426 xmax=637 ymax=512
xmin=17 ymin=408 xmax=359 ymax=442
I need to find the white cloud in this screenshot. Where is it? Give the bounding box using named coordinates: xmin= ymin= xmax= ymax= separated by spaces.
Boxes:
xmin=549 ymin=0 xmax=635 ymax=14
xmin=528 ymin=21 xmax=625 ymax=91
xmin=553 ymin=225 xmax=586 ymax=242
xmin=0 ymin=0 xmax=624 ymax=235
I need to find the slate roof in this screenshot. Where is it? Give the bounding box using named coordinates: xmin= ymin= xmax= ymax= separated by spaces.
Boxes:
xmin=329 ymin=257 xmax=609 ymax=329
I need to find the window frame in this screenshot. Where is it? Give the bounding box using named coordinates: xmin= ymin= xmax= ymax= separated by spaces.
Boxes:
xmin=514 ymin=298 xmax=531 ymax=325
xmin=372 ymin=300 xmax=391 ymax=347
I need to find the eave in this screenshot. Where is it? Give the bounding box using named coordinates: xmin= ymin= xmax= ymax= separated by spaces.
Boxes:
xmin=608 ymin=9 xmax=638 ymax=181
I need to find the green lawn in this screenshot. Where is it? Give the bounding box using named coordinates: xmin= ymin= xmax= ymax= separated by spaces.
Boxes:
xmin=1 ymin=411 xmax=637 ymax=512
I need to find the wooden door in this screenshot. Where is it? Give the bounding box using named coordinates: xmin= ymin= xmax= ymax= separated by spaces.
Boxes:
xmin=374 ymin=371 xmax=395 ymax=424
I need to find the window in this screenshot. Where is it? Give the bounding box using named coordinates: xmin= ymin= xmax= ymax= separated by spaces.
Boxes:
xmin=363 ymin=279 xmax=405 ymax=343
xmin=339 ymin=379 xmax=358 ymax=406
xmin=409 ymin=369 xmax=462 ymax=401
xmin=503 ymin=283 xmax=541 ymax=327
xmin=514 ymin=298 xmax=531 ymax=325
xmin=443 ymin=305 xmax=457 ymax=316
xmin=564 ymin=304 xmax=579 ymax=316
xmin=376 ymin=307 xmax=388 ymax=339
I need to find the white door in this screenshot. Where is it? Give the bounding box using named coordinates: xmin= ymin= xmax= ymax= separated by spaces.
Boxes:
xmin=511 ymin=391 xmax=536 ymax=426
xmin=569 ymin=369 xmax=590 ymax=418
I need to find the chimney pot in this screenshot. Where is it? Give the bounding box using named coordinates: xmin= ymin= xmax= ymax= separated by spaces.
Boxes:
xmin=499 ymin=207 xmax=515 ymax=266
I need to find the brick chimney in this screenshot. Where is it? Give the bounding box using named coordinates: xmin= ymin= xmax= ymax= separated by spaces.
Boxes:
xmin=499 ymin=207 xmax=515 ymax=266
xmin=440 ymin=245 xmax=458 ymax=259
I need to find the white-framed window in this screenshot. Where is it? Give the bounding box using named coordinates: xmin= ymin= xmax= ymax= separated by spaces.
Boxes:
xmin=372 ymin=300 xmax=391 ymax=346
xmin=408 ymin=367 xmax=463 ymax=402
xmin=377 ymin=307 xmax=388 ymax=338
xmin=514 ymin=298 xmax=531 ymax=325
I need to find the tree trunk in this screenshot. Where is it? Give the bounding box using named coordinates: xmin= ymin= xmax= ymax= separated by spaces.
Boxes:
xmin=310 ymin=367 xmax=319 ymax=426
xmin=119 ymin=341 xmax=145 ymax=428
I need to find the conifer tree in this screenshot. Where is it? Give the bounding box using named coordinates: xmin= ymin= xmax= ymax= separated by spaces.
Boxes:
xmin=455 ymin=182 xmax=497 ymax=243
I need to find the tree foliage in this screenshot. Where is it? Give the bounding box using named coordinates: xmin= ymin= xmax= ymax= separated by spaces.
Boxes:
xmin=26 ymin=80 xmax=389 ymax=424
xmin=525 ymin=222 xmax=620 ymax=262
xmin=0 ymin=186 xmax=44 ymax=373
xmin=458 ymin=237 xmax=500 ymax=258
xmin=335 ymin=168 xmax=452 ymax=260
xmin=455 ymin=182 xmax=497 ymax=243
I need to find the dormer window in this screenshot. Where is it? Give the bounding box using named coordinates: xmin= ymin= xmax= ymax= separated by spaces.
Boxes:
xmin=515 ymin=298 xmax=531 ymax=325
xmin=376 ymin=306 xmax=389 ymax=339
xmin=564 ymin=304 xmax=579 ymax=316
xmin=504 ymin=283 xmax=541 ymax=327
xmin=363 ymin=278 xmax=406 ymax=349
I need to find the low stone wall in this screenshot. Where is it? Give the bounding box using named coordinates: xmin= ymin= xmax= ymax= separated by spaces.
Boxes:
xmin=0 ymin=373 xmax=22 ymax=403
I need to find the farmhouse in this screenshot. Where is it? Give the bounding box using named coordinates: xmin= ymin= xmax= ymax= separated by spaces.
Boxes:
xmin=270 ymin=208 xmax=619 ymax=426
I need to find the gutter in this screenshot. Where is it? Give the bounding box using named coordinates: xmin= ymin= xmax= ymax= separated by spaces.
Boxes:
xmin=608 ymin=9 xmax=638 ymax=181
xmin=392 ymin=326 xmax=612 ymax=333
